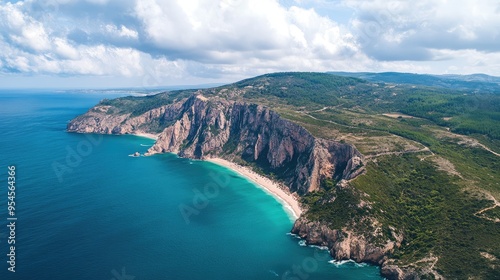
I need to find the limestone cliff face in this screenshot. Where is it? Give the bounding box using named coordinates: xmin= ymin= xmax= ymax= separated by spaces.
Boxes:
xmin=292 ymin=216 xmax=418 ymax=280
xmin=68 ymin=94 xmax=364 ymax=195
xmin=292 ymin=217 xmax=389 ymax=264
xmin=67 ymin=101 xmax=186 ymax=135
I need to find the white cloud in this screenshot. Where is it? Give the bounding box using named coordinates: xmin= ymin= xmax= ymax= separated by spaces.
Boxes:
xmin=0 ymin=39 xmax=144 ymax=76
xmin=344 ymin=0 xmax=500 ymax=60
xmin=0 ymin=1 xmax=151 ymax=77
xmin=133 ymin=0 xmax=359 ymax=64
xmin=134 ymin=0 xmax=289 ymax=55
xmin=105 ymin=24 xmax=138 ymax=39
xmin=431 ymin=49 xmax=500 ymax=74
xmin=0 ymin=0 xmax=499 ymax=88
xmin=53 ymin=38 xmax=80 ymax=59
xmin=0 ymin=2 xmax=51 ymax=52
xmin=1 ymin=0 xmax=366 ymax=80
xmin=9 ymin=56 xmax=30 ymax=72
xmin=58 ymin=45 xmax=143 ymax=76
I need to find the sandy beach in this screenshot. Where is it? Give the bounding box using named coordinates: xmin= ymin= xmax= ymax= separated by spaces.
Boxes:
xmin=206 ymin=157 xmax=303 ymax=220
xmin=132 ymin=132 xmax=159 ymax=140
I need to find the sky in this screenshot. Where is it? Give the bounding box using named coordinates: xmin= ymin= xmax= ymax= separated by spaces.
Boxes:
xmin=0 ymin=0 xmax=499 ymax=88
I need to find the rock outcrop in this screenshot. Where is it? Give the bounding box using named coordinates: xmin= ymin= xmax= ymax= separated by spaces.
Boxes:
xmin=292 ymin=216 xmax=419 ymax=279
xmin=68 ymin=94 xmax=364 ymax=195
xmin=380 ymin=265 xmax=419 ymax=280
xmin=292 ymin=217 xmax=388 ymax=264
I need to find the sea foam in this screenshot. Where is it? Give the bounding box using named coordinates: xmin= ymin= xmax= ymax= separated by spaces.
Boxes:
xmin=328 ymin=259 xmax=369 ymax=268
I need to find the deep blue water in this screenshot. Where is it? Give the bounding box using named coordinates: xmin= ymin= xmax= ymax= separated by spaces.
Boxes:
xmin=0 ymin=90 xmax=383 ymax=280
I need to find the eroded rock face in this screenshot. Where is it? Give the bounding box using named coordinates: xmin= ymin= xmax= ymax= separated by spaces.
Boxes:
xmin=380 ymin=265 xmax=419 ymax=280
xmin=292 ymin=217 xmax=387 ymax=265
xmin=291 ymin=217 xmax=340 ymax=248
xmin=67 ymin=101 xmax=186 ymax=135
xmin=68 ymin=95 xmax=365 ymax=195
xmin=291 ymin=216 xmax=420 ymax=280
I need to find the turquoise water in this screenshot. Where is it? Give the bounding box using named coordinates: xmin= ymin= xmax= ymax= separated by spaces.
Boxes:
xmin=0 ymin=90 xmax=383 ymax=279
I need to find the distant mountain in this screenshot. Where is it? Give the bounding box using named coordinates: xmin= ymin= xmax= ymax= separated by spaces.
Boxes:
xmin=329 ymin=71 xmax=500 ymax=93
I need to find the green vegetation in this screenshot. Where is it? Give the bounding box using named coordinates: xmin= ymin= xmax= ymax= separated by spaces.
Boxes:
xmin=239 ymin=72 xmax=365 ymax=108
xmin=100 ymin=89 xmax=195 ymax=116
xmin=351 ymin=155 xmax=499 ymax=279
xmin=396 ymin=92 xmax=500 ymax=140
xmin=302 ymin=153 xmax=499 ymax=279
xmin=303 ymin=182 xmax=368 ymax=229
xmin=237 ymin=72 xmax=500 ymax=141
xmin=483 ymin=207 xmax=500 ymax=221
xmin=331 ymin=72 xmax=500 ymax=94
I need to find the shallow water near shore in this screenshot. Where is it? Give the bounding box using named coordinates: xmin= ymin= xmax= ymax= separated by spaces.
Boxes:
xmin=0 ymin=90 xmax=383 ymax=280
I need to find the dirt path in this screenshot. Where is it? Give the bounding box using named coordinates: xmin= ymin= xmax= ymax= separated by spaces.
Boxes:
xmin=477 ymin=142 xmax=500 ymax=157
xmin=302 ymin=112 xmax=434 ymax=157
xmin=309 ymin=106 xmax=331 ymax=113
xmin=303 ymin=112 xmax=390 ymax=135
xmin=404 ymin=255 xmax=443 ymax=280
xmin=365 ymin=147 xmax=432 ymax=159
xmin=305 ymin=111 xmax=500 ymax=160
xmin=431 ymin=128 xmax=500 ymax=157
xmin=473 ymin=192 xmax=500 ymax=223
xmin=427 ymin=257 xmax=443 ymax=280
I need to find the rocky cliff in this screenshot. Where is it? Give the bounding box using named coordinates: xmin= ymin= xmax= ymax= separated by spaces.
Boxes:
xmin=68 ymin=94 xmax=364 ymax=195
xmin=292 ymin=216 xmax=388 ymax=264
xmin=291 ymin=216 xmax=419 ymax=279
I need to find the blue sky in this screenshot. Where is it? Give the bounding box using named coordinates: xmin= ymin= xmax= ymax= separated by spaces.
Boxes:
xmin=0 ymin=0 xmax=499 ymax=88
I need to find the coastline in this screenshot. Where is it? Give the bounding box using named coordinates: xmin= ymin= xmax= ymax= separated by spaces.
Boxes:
xmin=205 ymin=157 xmax=303 ymax=220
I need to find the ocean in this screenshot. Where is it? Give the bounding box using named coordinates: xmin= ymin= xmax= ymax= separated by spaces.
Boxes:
xmin=0 ymin=90 xmax=383 ymax=280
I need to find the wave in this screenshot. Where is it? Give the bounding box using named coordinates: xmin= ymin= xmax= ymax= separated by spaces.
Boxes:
xmin=328 ymin=259 xmax=369 ymax=268
xmin=328 ymin=260 xmax=352 ymax=267
xmin=309 ymin=244 xmax=329 ymax=251
xmin=283 ymin=204 xmax=298 ymax=220
xmin=287 ymin=234 xmax=329 ymax=251
xmin=140 ymin=144 xmax=152 ymax=147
